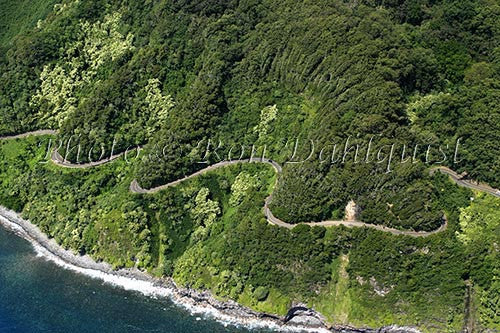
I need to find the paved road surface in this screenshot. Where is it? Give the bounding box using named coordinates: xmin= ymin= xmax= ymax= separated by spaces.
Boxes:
xmin=131 ymin=159 xmax=451 ymax=237
xmin=0 ymin=130 xmax=57 ymax=140
xmin=3 ymin=131 xmax=498 ymax=237
xmin=431 ymin=166 xmax=500 ymax=198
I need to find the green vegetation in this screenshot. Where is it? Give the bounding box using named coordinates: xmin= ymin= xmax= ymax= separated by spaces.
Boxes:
xmin=0 ymin=0 xmax=57 ymax=48
xmin=1 ymin=137 xmax=497 ymax=332
xmin=1 ymin=0 xmax=498 ymax=227
xmin=457 ymin=193 xmax=500 ymax=331
xmin=0 ymin=0 xmax=499 ymax=331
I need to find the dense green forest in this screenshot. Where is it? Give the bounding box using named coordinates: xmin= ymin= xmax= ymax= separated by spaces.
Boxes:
xmin=0 ymin=134 xmax=492 ymax=332
xmin=0 ymin=0 xmax=499 ymax=331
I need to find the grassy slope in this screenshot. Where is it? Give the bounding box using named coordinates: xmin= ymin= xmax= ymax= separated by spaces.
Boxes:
xmin=457 ymin=193 xmax=500 ymax=331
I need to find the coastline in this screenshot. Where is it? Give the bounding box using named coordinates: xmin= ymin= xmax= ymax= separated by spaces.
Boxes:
xmin=0 ymin=206 xmax=420 ymax=333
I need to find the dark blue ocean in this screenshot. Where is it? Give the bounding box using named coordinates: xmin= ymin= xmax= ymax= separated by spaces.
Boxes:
xmin=0 ymin=226 xmax=266 ymax=333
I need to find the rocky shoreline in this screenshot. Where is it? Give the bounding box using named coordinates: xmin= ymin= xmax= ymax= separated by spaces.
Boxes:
xmin=0 ymin=206 xmax=420 ymax=333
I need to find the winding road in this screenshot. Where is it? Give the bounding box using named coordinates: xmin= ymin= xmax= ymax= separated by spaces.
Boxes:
xmin=130 ymin=158 xmax=282 ymax=194
xmin=130 ymin=158 xmax=450 ymax=237
xmin=430 ymin=166 xmax=500 ymax=198
xmin=2 ymin=130 xmax=499 ymax=237
xmin=0 ymin=129 xmax=57 ymax=140
xmin=0 ymin=130 xmax=138 ymax=169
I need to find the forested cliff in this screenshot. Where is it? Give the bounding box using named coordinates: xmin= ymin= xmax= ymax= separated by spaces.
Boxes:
xmin=0 ymin=0 xmax=499 ymax=331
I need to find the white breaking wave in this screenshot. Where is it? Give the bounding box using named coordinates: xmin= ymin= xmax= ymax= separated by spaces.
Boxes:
xmin=31 ymin=243 xmax=331 ymax=332
xmin=0 ymin=210 xmax=330 ymax=333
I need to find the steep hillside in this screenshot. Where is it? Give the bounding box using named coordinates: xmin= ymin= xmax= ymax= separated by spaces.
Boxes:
xmin=0 ymin=0 xmax=498 ymax=331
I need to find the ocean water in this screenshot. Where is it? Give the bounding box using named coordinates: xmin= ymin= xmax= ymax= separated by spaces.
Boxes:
xmin=0 ymin=227 xmax=262 ymax=333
